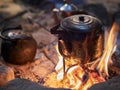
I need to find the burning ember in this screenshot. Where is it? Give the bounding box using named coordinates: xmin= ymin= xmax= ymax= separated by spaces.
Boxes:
xmin=44 ymin=15 xmax=119 ymax=90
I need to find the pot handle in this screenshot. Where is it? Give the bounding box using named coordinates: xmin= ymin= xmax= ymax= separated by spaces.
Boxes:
xmin=3 ymin=25 xmax=22 ymax=31
xmin=0 ymin=25 xmax=22 ymax=40
xmin=0 ymin=31 xmax=9 ymax=40
xmin=50 ymin=24 xmax=63 ymax=34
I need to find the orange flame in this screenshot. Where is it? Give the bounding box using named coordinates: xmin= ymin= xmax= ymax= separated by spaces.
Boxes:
xmin=55 ymin=51 xmax=105 ymax=89
xmin=96 ymin=22 xmax=119 ymax=77
xmin=54 ymin=23 xmax=119 ymax=90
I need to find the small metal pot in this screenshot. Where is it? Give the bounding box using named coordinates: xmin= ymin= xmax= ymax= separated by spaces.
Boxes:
xmin=53 ymin=0 xmax=78 ymax=24
xmin=51 ymin=15 xmax=104 ymax=64
xmin=0 ymin=26 xmax=37 ymax=65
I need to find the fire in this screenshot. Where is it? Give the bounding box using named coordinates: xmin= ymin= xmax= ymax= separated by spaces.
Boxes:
xmin=54 ymin=22 xmax=119 ymax=90
xmin=96 ymin=22 xmax=119 ymax=77
xmin=55 ymin=51 xmax=105 ymax=90
xmin=44 ymin=22 xmax=119 ymax=90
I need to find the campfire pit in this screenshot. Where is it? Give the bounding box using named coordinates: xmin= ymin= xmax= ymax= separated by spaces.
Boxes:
xmin=43 ymin=14 xmax=105 ymax=90
xmin=43 ymin=10 xmax=120 ymax=90
xmin=0 ymin=0 xmax=120 ymax=90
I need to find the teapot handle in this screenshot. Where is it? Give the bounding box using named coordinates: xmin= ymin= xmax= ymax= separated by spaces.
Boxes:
xmin=50 ymin=24 xmax=64 ymax=34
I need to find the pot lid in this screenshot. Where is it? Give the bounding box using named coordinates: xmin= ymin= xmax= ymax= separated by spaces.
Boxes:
xmin=60 ymin=14 xmax=102 ymax=33
xmin=1 ymin=30 xmax=32 ymax=40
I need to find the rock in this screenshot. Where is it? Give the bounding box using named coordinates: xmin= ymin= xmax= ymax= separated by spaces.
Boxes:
xmin=3 ymin=78 xmax=70 ymax=90
xmin=88 ymin=76 xmax=120 ymax=90
xmin=0 ymin=0 xmax=13 ymax=5
xmin=0 ymin=66 xmax=14 ymax=86
xmin=0 ymin=3 xmax=24 ymax=17
xmin=32 ymin=28 xmax=56 ymax=49
xmin=0 ymin=87 xmax=5 ymax=90
xmin=31 ymin=53 xmax=55 ymax=78
xmin=87 ymin=0 xmax=120 ymax=13
xmin=83 ymin=4 xmax=110 ymax=26
xmin=42 ymin=42 xmax=59 ymax=65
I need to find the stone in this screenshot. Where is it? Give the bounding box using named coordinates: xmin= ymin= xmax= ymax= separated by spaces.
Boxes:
xmin=88 ymin=76 xmax=120 ymax=90
xmin=0 ymin=87 xmax=11 ymax=90
xmin=0 ymin=66 xmax=14 ymax=86
xmin=32 ymin=28 xmax=57 ymax=49
xmin=3 ymin=78 xmax=70 ymax=90
xmin=42 ymin=42 xmax=59 ymax=65
xmin=87 ymin=0 xmax=120 ymax=13
xmin=31 ymin=53 xmax=55 ymax=78
xmin=0 ymin=0 xmax=13 ymax=5
xmin=0 ymin=3 xmax=24 ymax=17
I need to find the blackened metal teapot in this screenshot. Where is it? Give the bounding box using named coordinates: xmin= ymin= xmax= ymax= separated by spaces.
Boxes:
xmin=51 ymin=15 xmax=104 ymax=64
xmin=0 ymin=26 xmax=37 ymax=65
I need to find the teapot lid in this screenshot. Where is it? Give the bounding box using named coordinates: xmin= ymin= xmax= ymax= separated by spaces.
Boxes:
xmin=60 ymin=14 xmax=102 ymax=33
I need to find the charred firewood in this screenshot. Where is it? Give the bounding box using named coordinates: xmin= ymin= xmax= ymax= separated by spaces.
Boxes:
xmin=109 ymin=11 xmax=120 ymax=76
xmin=112 ymin=11 xmax=120 ymax=24
xmin=112 ymin=49 xmax=120 ymax=69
